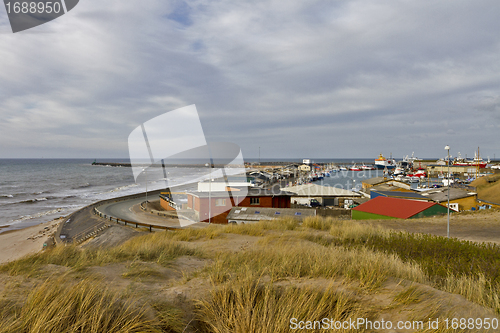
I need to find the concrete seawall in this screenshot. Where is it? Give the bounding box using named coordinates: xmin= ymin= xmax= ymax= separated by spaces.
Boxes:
xmin=55 ymin=188 xmax=168 ymax=244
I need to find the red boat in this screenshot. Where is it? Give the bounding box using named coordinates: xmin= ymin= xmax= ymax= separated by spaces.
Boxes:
xmin=452 ymin=151 xmax=487 ymax=168
xmin=349 ymin=164 xmax=362 ymax=171
xmin=408 ymin=169 xmax=427 ymax=178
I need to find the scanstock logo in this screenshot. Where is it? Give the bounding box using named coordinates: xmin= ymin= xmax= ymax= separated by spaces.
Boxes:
xmin=128 ymin=105 xmax=247 ymax=227
xmin=3 ymin=0 xmax=79 ymax=33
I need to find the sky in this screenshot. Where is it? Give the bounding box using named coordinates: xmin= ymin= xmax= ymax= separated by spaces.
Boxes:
xmin=0 ymin=0 xmax=499 ymax=160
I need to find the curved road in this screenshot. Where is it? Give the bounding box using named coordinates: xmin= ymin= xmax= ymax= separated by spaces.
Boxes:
xmin=58 ymin=187 xmax=201 ymax=243
xmin=97 ymin=194 xmax=199 ymax=228
xmin=98 ymin=196 xmax=147 ymax=223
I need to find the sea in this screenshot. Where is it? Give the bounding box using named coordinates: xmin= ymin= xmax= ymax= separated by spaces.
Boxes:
xmin=0 ymin=158 xmax=220 ymax=234
xmin=0 ymin=157 xmax=410 ymax=234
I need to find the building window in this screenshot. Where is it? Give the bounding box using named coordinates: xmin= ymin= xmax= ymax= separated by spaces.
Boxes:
xmin=215 ymin=199 xmax=226 ymax=206
xmin=250 ymin=197 xmax=260 ymax=205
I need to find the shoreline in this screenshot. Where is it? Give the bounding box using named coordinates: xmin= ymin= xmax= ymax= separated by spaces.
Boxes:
xmin=0 ymin=217 xmax=62 ymax=265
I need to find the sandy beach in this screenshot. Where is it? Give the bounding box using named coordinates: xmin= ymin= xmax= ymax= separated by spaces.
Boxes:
xmin=0 ymin=218 xmax=62 ymax=265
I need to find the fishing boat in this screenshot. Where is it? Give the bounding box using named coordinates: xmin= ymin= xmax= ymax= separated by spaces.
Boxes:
xmin=452 ymin=150 xmax=487 ymax=168
xmin=361 ymin=164 xmax=376 ymax=170
xmin=442 ymin=176 xmax=454 ymax=186
xmin=393 ymin=166 xmax=405 ymax=176
xmin=350 ymin=164 xmax=362 ymax=171
xmin=408 ymin=164 xmax=427 ymax=178
xmin=374 ymin=153 xmax=396 ymax=169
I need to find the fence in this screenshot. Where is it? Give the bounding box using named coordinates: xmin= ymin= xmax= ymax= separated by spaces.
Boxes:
xmin=93 ymin=207 xmax=179 ymax=232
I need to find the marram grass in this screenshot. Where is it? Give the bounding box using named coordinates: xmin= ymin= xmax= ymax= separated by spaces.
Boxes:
xmin=196 ymin=275 xmax=369 ymax=333
xmin=2 ymin=214 xmax=500 ymax=332
xmin=0 ymin=277 xmax=160 ymax=333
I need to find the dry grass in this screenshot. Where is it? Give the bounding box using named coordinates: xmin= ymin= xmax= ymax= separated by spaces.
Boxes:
xmin=444 ymin=273 xmax=500 ymax=313
xmin=471 ymin=173 xmax=500 ymax=204
xmin=393 ymin=285 xmax=425 ymax=305
xmin=0 ymin=233 xmax=202 ymax=276
xmin=204 ymin=237 xmax=427 ymax=291
xmin=122 ymin=261 xmax=163 ymax=279
xmin=196 ymin=275 xmax=368 ymax=333
xmin=0 ymin=277 xmax=160 ymax=333
xmin=2 ymin=215 xmax=500 ymax=331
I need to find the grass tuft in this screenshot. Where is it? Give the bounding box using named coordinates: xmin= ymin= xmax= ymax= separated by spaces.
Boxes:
xmin=196 ymin=275 xmax=369 ymax=333
xmin=0 ymin=277 xmax=159 ymax=333
xmin=393 ymin=285 xmax=425 ymax=305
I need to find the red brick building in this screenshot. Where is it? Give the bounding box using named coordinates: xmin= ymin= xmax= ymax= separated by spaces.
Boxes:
xmin=186 ymin=187 xmax=292 ymax=224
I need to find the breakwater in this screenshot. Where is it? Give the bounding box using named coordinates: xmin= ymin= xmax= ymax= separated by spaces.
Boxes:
xmin=91 ymin=162 xmax=228 ymax=168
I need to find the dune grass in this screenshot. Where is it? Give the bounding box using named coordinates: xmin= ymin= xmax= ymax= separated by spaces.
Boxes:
xmin=0 ymin=277 xmax=161 ymax=333
xmin=196 ymin=274 xmax=368 ymax=333
xmin=2 ymin=215 xmax=500 ymax=331
xmin=0 ymin=232 xmax=202 ymax=276
xmin=318 ymin=219 xmax=500 ymax=313
xmin=204 ymin=237 xmax=427 ymax=291
xmin=393 ymin=285 xmax=425 ymax=305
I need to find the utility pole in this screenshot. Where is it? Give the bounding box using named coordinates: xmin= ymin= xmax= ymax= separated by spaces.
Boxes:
xmin=445 ymin=145 xmax=450 ymax=238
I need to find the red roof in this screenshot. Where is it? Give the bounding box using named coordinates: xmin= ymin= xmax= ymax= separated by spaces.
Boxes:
xmin=352 ymin=196 xmax=437 ymax=219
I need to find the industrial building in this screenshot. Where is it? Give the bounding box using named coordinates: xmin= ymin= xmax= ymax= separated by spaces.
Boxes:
xmin=361 ymin=177 xmax=411 ymax=192
xmin=185 ymin=187 xmax=293 ymax=224
xmin=282 ymin=183 xmax=362 ymax=207
xmin=420 ymin=187 xmax=478 ymax=211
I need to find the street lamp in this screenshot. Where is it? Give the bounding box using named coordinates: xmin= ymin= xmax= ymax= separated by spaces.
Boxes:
xmin=205 ymin=163 xmax=212 ymax=224
xmin=444 ymin=145 xmax=450 ymax=238
xmin=143 ymin=168 xmax=148 ymax=210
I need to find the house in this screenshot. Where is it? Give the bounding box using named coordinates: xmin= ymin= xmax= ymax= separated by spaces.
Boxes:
xmin=186 ymin=187 xmax=293 ymax=224
xmin=298 ymin=164 xmax=311 ymax=172
xmin=282 ymin=183 xmax=361 ymax=207
xmin=421 ymin=187 xmax=478 ymax=211
xmin=361 ymin=177 xmax=410 ymax=192
xmin=226 ymin=207 xmax=316 ymax=224
xmin=351 ymin=196 xmax=449 ymax=220
xmin=197 ymin=177 xmax=253 ymax=192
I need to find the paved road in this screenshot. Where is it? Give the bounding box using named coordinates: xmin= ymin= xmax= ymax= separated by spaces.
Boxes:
xmin=59 ymin=205 xmax=108 ymax=243
xmin=97 ymin=195 xmax=202 ymax=228
xmin=98 ymin=196 xmax=147 ymax=223
xmin=59 ymin=190 xmax=163 ymax=243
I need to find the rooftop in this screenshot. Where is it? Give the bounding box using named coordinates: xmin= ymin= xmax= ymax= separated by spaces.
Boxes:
xmin=282 ymin=184 xmax=361 ymax=197
xmin=362 ymin=177 xmax=388 ymax=185
xmin=421 ymin=187 xmax=477 ymax=202
xmin=352 ymin=196 xmax=441 ymax=219
xmin=187 ymin=186 xmax=295 ymax=198
xmin=227 ymin=207 xmax=316 ymax=222
xmin=373 ymin=190 xmax=430 ymax=201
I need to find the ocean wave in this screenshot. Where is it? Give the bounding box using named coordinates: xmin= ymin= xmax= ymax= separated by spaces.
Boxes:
xmin=7 ymin=208 xmax=65 ymax=224
xmin=20 ymin=197 xmax=49 ymax=203
xmin=73 ymin=183 xmax=91 ymax=189
xmin=0 ymin=197 xmax=52 ymax=206
xmin=0 ymin=194 xmax=14 ymax=198
xmin=105 ymin=184 xmax=139 ymax=193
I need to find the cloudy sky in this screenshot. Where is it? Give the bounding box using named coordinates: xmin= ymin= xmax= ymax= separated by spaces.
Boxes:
xmin=1 ymin=0 xmax=499 ymax=160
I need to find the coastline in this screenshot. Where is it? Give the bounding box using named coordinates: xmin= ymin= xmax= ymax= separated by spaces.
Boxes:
xmin=0 ymin=217 xmax=62 ymax=265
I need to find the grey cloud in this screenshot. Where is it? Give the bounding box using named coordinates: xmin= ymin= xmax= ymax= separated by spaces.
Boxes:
xmin=0 ymin=0 xmax=499 ymax=159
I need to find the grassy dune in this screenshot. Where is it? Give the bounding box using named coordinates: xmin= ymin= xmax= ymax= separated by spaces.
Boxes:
xmin=1 ymin=216 xmax=499 ymax=332
xmin=471 ymin=173 xmax=500 ymax=203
